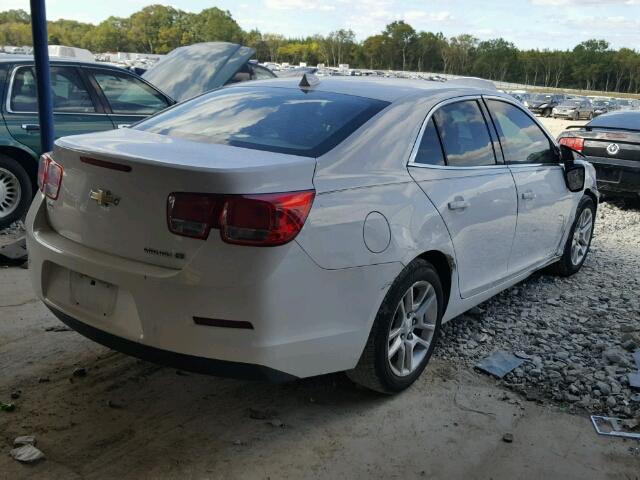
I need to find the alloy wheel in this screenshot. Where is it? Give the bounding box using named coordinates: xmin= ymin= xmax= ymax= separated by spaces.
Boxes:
xmin=387 ymin=280 xmax=438 ymax=377
xmin=0 ymin=167 xmax=22 ymax=219
xmin=571 ymin=208 xmax=593 ymax=266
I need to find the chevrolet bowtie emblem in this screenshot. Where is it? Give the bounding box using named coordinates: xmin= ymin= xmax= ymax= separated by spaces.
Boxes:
xmin=90 ymin=189 xmax=120 ymax=207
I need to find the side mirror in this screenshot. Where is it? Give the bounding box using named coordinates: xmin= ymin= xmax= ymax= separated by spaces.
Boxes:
xmin=560 ymin=145 xmax=586 ymax=192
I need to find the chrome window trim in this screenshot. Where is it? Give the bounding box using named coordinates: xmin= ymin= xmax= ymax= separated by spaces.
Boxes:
xmin=407 ymin=93 xmax=562 ymax=170
xmin=4 ymin=64 xmax=161 ymax=117
xmin=407 ymin=94 xmax=506 ymax=171
xmin=481 ymin=94 xmax=562 ymax=168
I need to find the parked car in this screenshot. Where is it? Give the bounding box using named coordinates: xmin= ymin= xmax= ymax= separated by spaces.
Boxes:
xmin=558 ymin=111 xmax=640 ymax=199
xmin=142 ymin=42 xmax=276 ymax=103
xmin=27 ymin=77 xmax=597 ymax=392
xmin=524 ymin=93 xmax=563 ymax=117
xmin=0 ymin=43 xmax=275 ymax=229
xmin=0 ymin=56 xmax=173 ymax=229
xmin=592 ymin=100 xmax=613 ymax=117
xmin=552 ymin=100 xmax=594 ymax=120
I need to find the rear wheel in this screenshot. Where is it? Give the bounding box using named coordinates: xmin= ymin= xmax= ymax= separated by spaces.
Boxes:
xmin=347 ymin=259 xmax=443 ymax=393
xmin=0 ymin=154 xmax=32 ymax=230
xmin=548 ymin=196 xmax=595 ymax=277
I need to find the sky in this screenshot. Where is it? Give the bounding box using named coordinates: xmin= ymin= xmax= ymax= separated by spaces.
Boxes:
xmin=5 ymin=0 xmax=640 ymax=50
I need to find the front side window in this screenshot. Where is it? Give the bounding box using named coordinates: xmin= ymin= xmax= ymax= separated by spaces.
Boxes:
xmin=10 ymin=66 xmax=95 ymax=113
xmin=414 ymin=118 xmax=445 ymax=166
xmin=136 ymin=86 xmax=389 ymax=157
xmin=92 ymin=70 xmax=169 ymax=115
xmin=432 ymin=100 xmax=496 ymax=167
xmin=487 ymin=99 xmax=557 ymax=165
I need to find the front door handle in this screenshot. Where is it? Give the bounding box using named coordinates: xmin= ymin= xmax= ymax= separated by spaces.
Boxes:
xmin=21 ymin=123 xmax=40 ymax=132
xmin=521 ymin=190 xmax=536 ymax=200
xmin=117 ymin=124 xmax=131 ymax=129
xmin=448 ymin=197 xmax=470 ymax=211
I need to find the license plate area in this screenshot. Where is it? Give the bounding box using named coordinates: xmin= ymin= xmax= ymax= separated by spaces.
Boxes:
xmin=69 ymin=271 xmax=117 ymax=317
xmin=595 ymin=166 xmax=621 ymax=183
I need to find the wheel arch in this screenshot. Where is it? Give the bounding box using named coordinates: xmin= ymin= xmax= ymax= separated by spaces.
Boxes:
xmin=583 ymin=188 xmax=598 ymax=212
xmin=415 ymin=250 xmax=452 ymax=316
xmin=0 ymin=145 xmax=38 ymax=185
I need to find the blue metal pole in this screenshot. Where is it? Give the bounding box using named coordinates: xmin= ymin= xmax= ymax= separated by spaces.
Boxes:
xmin=29 ymin=0 xmax=54 ymax=152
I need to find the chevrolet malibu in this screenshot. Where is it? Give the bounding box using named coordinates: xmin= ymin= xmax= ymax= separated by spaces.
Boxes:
xmin=27 ymin=77 xmax=598 ymax=393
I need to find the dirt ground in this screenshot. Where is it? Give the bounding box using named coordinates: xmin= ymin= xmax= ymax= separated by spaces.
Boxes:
xmin=539 ymin=116 xmax=587 ymax=138
xmin=1 ymin=266 xmax=639 ymax=479
xmin=1 ymin=116 xmax=639 ymax=479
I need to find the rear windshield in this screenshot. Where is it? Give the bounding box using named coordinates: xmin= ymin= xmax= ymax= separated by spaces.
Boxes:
xmin=135 ymin=86 xmax=389 ymax=157
xmin=587 ymin=111 xmax=640 ymax=131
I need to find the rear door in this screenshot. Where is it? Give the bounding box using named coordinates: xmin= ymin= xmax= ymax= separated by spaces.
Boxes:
xmin=485 ymin=98 xmax=572 ymax=273
xmin=4 ymin=64 xmax=112 ymax=154
xmin=408 ymin=98 xmax=518 ymax=298
xmin=86 ymin=68 xmax=172 ymax=129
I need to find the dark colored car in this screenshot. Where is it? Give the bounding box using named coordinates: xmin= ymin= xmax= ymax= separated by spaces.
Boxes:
xmin=558 ymin=111 xmax=640 ymax=198
xmin=525 ymin=94 xmax=563 ymax=117
xmin=592 ymin=100 xmax=613 ymax=117
xmin=0 ymin=43 xmax=276 ymax=229
xmin=0 ymin=56 xmax=174 ymax=229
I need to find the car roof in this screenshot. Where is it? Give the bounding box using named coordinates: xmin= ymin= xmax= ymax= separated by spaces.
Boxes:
xmin=588 ymin=110 xmax=640 ymax=130
xmin=227 ymin=76 xmax=499 ymax=103
xmin=0 ymin=54 xmax=107 ymax=68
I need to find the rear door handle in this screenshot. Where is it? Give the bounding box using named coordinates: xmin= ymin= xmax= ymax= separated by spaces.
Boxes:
xmin=521 ymin=191 xmax=536 ymax=200
xmin=21 ymin=124 xmax=40 ymax=132
xmin=448 ymin=198 xmax=470 ymax=211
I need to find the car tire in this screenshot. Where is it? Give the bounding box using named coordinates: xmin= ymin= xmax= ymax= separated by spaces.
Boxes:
xmin=544 ymin=109 xmax=552 ymax=118
xmin=0 ymin=154 xmax=33 ymax=231
xmin=346 ymin=259 xmax=444 ymax=394
xmin=588 ymin=112 xmax=594 ymax=120
xmin=547 ymin=196 xmax=595 ymax=277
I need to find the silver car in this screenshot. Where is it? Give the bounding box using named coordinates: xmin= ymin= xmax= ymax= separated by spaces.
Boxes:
xmin=27 ymin=77 xmax=598 ymax=393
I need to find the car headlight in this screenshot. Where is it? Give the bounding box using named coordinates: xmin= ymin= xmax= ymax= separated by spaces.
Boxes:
xmin=524 ymin=101 xmax=529 ymax=107
xmin=552 ymin=108 xmax=558 ymax=113
xmin=538 ymin=103 xmax=548 ymax=109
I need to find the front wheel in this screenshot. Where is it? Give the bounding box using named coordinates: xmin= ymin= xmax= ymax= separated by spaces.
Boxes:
xmin=548 ymin=196 xmax=595 ymax=276
xmin=0 ymin=154 xmax=33 ymax=230
xmin=544 ymin=108 xmax=552 ymax=118
xmin=347 ymin=259 xmax=443 ymax=393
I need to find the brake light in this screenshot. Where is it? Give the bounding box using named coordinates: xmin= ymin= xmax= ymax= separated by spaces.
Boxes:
xmin=167 ymin=190 xmax=315 ymax=246
xmin=37 ymin=152 xmax=64 ymax=200
xmin=559 ymin=137 xmax=584 ymax=153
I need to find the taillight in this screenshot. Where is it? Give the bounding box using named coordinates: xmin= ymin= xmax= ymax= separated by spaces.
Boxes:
xmin=559 ymin=137 xmax=584 ymax=153
xmin=167 ymin=190 xmax=315 ymax=246
xmin=37 ymin=152 xmax=64 ymax=200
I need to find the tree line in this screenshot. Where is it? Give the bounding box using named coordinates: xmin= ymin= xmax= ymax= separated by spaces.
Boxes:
xmin=2 ymin=5 xmax=640 ymax=93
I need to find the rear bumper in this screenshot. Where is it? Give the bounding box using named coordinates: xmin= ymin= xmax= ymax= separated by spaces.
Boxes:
xmin=26 ymin=195 xmax=401 ymax=379
xmin=48 ymin=305 xmax=296 ymax=382
xmin=585 ymin=156 xmax=640 ymax=196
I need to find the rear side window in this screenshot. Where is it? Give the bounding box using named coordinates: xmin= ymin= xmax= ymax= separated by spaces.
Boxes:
xmin=10 ymin=66 xmax=95 ymax=113
xmin=433 ymin=100 xmax=496 ymax=167
xmin=92 ymin=70 xmax=169 ymax=115
xmin=414 ymin=118 xmax=445 ymax=166
xmin=136 ymin=86 xmax=389 ymax=157
xmin=487 ymin=100 xmax=557 ymax=165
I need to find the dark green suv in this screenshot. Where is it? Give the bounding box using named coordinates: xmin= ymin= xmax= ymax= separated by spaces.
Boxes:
xmin=0 ymin=56 xmax=174 ymax=229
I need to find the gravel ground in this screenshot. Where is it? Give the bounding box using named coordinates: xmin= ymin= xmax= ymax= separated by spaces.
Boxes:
xmin=437 ymin=199 xmax=640 ymax=418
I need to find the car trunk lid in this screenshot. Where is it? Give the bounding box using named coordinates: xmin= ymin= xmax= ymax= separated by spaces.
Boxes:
xmin=46 ymin=128 xmax=316 ymax=269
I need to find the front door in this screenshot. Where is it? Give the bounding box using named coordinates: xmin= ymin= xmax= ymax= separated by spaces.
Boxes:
xmin=408 ymin=99 xmax=518 ymax=298
xmin=485 ymin=98 xmax=572 ymax=273
xmin=4 ymin=65 xmax=113 ymax=155
xmin=87 ymin=68 xmax=171 ymax=129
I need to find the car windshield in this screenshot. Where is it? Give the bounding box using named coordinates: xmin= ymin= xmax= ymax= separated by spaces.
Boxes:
xmin=135 ymin=86 xmax=389 ymax=157
xmin=532 ymin=94 xmax=553 ymax=102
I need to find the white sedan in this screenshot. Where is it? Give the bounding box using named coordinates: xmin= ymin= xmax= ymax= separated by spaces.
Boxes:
xmin=27 ymin=76 xmax=598 ymax=393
